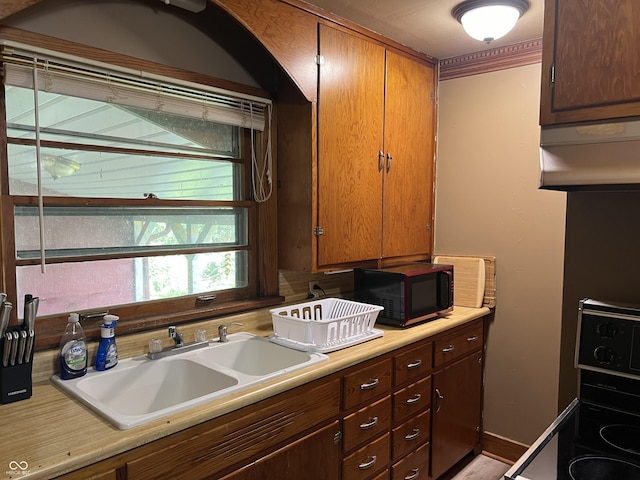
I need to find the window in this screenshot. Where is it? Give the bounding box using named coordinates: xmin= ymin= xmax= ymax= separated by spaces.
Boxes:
xmin=0 ymin=39 xmax=278 ymax=348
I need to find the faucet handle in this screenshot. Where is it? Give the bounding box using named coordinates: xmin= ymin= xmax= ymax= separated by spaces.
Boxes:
xmin=168 ymin=325 xmax=184 ymax=346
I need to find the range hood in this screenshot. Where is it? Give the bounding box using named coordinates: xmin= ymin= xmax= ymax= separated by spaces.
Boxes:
xmin=539 ymin=120 xmax=640 ymax=191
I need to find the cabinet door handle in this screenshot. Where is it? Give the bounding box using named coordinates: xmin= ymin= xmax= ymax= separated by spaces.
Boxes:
xmin=404 ymin=428 xmax=420 ymax=441
xmin=406 ymin=393 xmax=422 ymax=405
xmin=358 ymin=455 xmax=377 ymax=470
xmin=360 ymin=378 xmax=379 ymax=390
xmin=378 ymin=151 xmax=384 ymax=172
xmin=442 ymin=345 xmax=455 ymax=353
xmin=406 ymin=359 xmax=422 ymax=369
xmin=405 ymin=468 xmax=420 ymax=480
xmin=467 ymin=335 xmax=478 ymax=342
xmin=435 ymin=388 xmax=444 ymax=413
xmin=386 ymin=152 xmax=393 ymax=172
xmin=359 ymin=417 xmax=379 ymax=430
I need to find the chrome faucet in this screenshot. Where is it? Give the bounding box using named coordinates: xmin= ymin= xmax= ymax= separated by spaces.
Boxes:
xmin=218 ymin=322 xmax=243 ymax=342
xmin=168 ymin=325 xmax=184 ymax=347
xmin=147 ymin=325 xmax=208 ymax=359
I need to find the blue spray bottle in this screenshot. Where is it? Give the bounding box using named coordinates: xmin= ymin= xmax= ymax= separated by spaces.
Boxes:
xmin=95 ymin=314 xmax=118 ymax=371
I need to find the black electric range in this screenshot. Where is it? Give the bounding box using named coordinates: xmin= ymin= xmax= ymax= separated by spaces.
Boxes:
xmin=506 ymin=299 xmax=640 ymax=480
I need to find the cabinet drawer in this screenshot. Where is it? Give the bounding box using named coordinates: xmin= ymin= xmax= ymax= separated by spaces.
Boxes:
xmin=127 ymin=379 xmax=340 ymax=480
xmin=343 ymin=358 xmax=393 ymax=410
xmin=434 ymin=320 xmax=483 ymax=367
xmin=393 ymin=376 xmax=431 ymax=423
xmin=390 ymin=442 xmax=429 ymax=480
xmin=394 ymin=342 xmax=433 ymax=387
xmin=56 ymin=467 xmax=118 ymax=480
xmin=371 ymin=470 xmax=391 ymax=480
xmin=342 ymin=433 xmax=391 ymax=480
xmin=344 ymin=396 xmax=392 ymax=452
xmin=391 ymin=409 xmax=430 ymax=461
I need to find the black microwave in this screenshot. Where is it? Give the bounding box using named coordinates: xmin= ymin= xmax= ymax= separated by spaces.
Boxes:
xmin=354 ymin=263 xmax=454 ymax=327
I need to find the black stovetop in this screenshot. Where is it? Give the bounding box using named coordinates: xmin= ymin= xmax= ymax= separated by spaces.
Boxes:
xmin=506 ymin=299 xmax=640 ymax=480
xmin=508 ymin=399 xmax=640 ymax=479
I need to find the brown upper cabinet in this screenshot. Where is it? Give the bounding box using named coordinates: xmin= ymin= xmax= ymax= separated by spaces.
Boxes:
xmin=280 ymin=24 xmax=436 ymax=272
xmin=214 ymin=0 xmax=436 ymax=272
xmin=540 ymin=0 xmax=640 ymax=125
xmin=316 ymin=25 xmax=436 ymax=268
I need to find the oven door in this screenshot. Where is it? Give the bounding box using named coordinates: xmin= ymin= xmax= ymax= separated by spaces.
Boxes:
xmin=505 ymin=399 xmax=580 ymax=479
xmin=506 ymin=397 xmax=640 ymax=479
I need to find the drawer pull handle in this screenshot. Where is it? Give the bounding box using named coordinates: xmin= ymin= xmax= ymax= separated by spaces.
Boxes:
xmin=359 ymin=417 xmax=379 ymax=430
xmin=442 ymin=345 xmax=455 ymax=353
xmin=360 ymin=378 xmax=379 ymax=390
xmin=407 ymin=359 xmax=422 ymax=369
xmin=358 ymin=455 xmax=377 ymax=470
xmin=467 ymin=335 xmax=478 ymax=342
xmin=406 ymin=393 xmax=422 ymax=405
xmin=405 ymin=468 xmax=420 ymax=480
xmin=404 ymin=428 xmax=420 ymax=441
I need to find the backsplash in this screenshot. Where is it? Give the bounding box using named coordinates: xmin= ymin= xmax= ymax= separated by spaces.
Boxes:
xmin=32 ymin=270 xmax=354 ymax=383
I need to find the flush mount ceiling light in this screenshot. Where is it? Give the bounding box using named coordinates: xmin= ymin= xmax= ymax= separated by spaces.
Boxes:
xmin=452 ymin=0 xmax=529 ymax=44
xmin=42 ymin=154 xmax=81 ymax=180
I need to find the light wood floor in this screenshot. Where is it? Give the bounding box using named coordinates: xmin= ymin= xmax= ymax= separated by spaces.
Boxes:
xmin=440 ymin=454 xmax=511 ymax=480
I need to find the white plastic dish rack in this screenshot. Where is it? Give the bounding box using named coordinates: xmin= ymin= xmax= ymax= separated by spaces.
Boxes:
xmin=269 ymin=298 xmax=384 ymax=353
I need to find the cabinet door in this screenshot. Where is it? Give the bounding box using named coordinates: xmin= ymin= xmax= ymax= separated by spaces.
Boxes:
xmin=431 ymin=351 xmax=483 ymax=479
xmin=382 ymin=51 xmax=435 ymax=259
xmin=541 ymin=0 xmax=640 ymax=124
xmin=220 ymin=421 xmax=341 ymax=480
xmin=318 ymin=24 xmax=385 ymax=267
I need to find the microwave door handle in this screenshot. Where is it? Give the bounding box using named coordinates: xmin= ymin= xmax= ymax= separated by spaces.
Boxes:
xmin=438 ymin=270 xmax=453 ymax=309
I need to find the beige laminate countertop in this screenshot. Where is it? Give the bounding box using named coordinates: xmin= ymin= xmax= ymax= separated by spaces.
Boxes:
xmin=1 ymin=306 xmax=489 ymax=480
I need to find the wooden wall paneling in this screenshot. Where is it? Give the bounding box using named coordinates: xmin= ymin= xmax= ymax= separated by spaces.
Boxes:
xmin=212 ymin=0 xmax=319 ymax=102
xmin=276 ymin=70 xmax=317 ymax=273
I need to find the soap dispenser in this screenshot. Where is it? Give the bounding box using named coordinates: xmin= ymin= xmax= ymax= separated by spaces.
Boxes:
xmin=59 ymin=313 xmax=88 ymax=380
xmin=95 ymin=314 xmax=119 ymax=371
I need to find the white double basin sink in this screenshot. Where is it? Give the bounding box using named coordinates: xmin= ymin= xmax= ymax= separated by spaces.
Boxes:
xmin=52 ymin=332 xmax=328 ymax=429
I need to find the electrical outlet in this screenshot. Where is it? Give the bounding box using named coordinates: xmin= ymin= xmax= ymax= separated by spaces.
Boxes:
xmin=308 ymin=281 xmax=320 ymax=299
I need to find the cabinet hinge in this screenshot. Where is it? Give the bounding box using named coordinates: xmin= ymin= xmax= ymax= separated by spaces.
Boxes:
xmin=550 ymin=64 xmax=555 ymax=86
xmin=333 ymin=431 xmax=342 ymax=445
xmin=314 ymin=226 xmax=324 ymax=236
xmin=430 ymin=92 xmax=435 ymax=102
xmin=315 ymin=55 xmax=325 ymax=66
xmin=426 ymin=224 xmax=432 ymax=231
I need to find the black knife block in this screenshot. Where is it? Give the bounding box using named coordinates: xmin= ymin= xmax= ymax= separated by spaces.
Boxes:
xmin=0 ymin=329 xmax=33 ymax=404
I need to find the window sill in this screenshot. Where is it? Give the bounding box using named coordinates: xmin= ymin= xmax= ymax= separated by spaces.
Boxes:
xmin=34 ymin=296 xmax=284 ymax=350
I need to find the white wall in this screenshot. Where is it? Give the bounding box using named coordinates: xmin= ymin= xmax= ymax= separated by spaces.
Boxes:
xmin=435 ymin=64 xmax=567 ymax=444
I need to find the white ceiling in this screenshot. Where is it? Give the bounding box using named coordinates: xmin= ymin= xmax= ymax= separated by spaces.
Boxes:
xmin=301 ymin=0 xmax=544 ymax=60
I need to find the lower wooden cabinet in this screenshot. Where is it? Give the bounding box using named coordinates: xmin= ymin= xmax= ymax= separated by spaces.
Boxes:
xmin=392 ymin=408 xmax=430 ymax=461
xmin=55 ymin=466 xmax=119 ymax=480
xmin=391 ymin=442 xmax=430 ymax=480
xmin=431 ymin=350 xmax=483 ymax=479
xmin=54 ymin=317 xmax=486 ymax=480
xmin=220 ymin=421 xmax=341 ymax=480
xmin=343 ymin=433 xmax=391 ymax=480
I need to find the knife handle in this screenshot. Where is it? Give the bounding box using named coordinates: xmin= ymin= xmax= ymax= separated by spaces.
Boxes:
xmin=9 ymin=331 xmax=19 ymax=366
xmin=1 ymin=332 xmax=10 ymax=367
xmin=24 ymin=330 xmax=34 ymax=364
xmin=17 ymin=330 xmax=27 ymax=365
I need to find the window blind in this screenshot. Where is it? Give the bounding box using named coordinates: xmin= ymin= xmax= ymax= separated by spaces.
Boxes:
xmin=0 ymin=41 xmax=270 ymax=131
